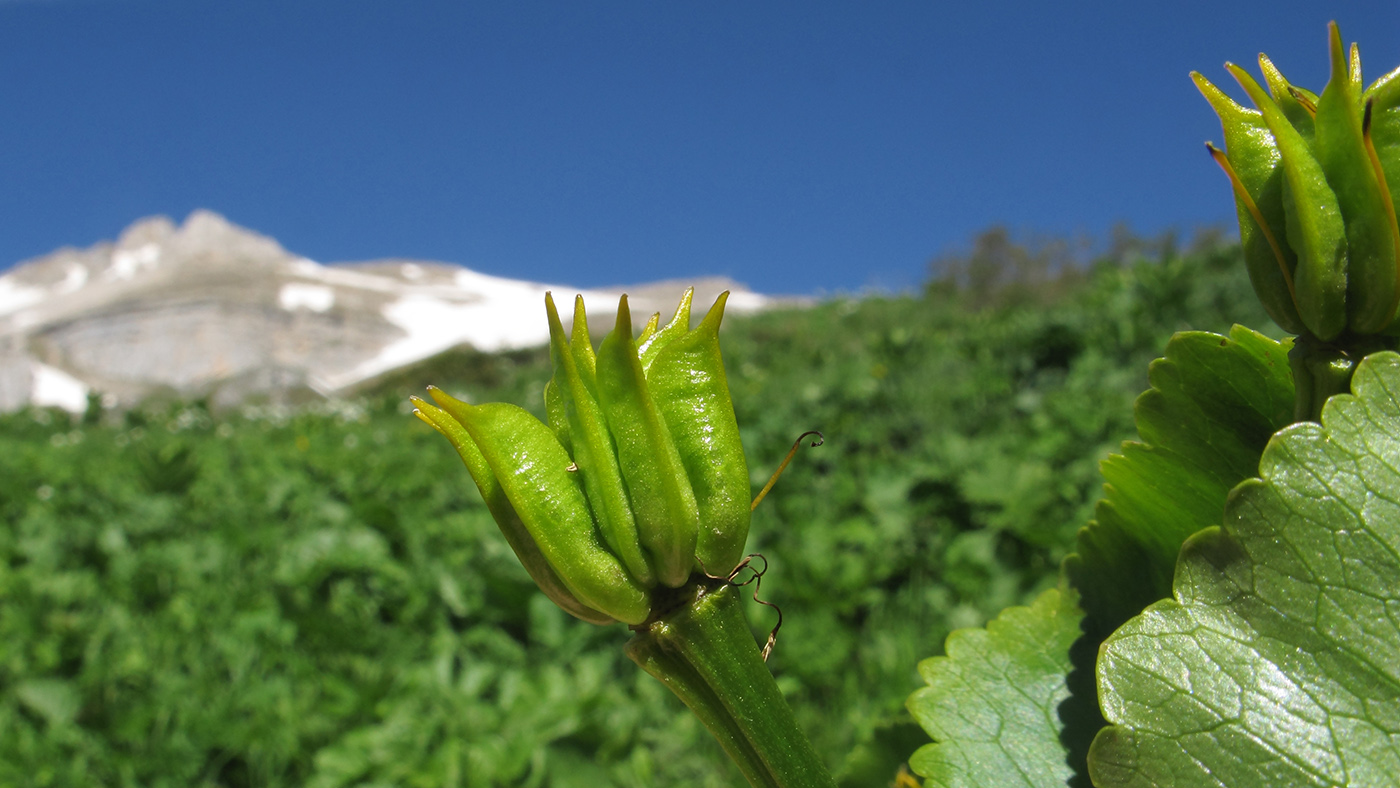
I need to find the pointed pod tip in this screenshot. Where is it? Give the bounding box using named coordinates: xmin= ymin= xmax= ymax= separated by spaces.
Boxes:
xmin=699 ymin=290 xmax=730 ymax=333
xmin=1223 ymin=62 xmax=1273 ymax=110
xmin=545 ymin=292 xmax=568 ymax=344
xmin=1257 ymin=52 xmax=1296 ymax=100
xmin=569 ymin=293 xmax=592 ymax=347
xmin=1327 ymin=21 xmax=1346 ymax=73
xmin=615 ymin=293 xmax=633 ymax=332
xmin=1191 ymin=71 xmax=1232 ymax=109
xmin=1198 ymin=65 xmax=1254 ymax=116
xmin=411 ymin=405 xmax=451 ymax=437
xmin=427 ymin=386 xmax=472 ymax=412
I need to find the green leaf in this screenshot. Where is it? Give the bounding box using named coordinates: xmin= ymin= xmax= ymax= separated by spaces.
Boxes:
xmin=1066 ymin=325 xmax=1294 ymax=633
xmin=1090 ymin=351 xmax=1400 ymax=788
xmin=15 ymin=679 xmax=80 ymax=727
xmin=907 ymin=326 xmax=1295 ymax=788
xmin=906 ymin=587 xmax=1085 ymax=788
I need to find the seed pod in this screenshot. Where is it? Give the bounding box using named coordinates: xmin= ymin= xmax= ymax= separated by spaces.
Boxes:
xmin=1193 ymin=71 xmax=1306 ymax=335
xmin=1364 ymin=67 xmax=1400 ymax=333
xmin=648 ymin=292 xmax=752 ymax=575
xmin=1313 ymin=23 xmax=1396 ymax=334
xmin=411 ymin=394 xmax=613 ymax=624
xmin=596 ymin=296 xmax=701 ymax=588
xmin=1229 ymin=62 xmax=1349 ymax=340
xmin=1259 ymin=54 xmax=1316 ymax=140
xmin=569 ymin=294 xmax=598 ymax=378
xmin=414 ymin=289 xmax=752 ymax=622
xmin=545 ymin=293 xmax=656 ymax=587
xmin=637 ymin=311 xmax=662 ymax=345
xmin=442 ymin=396 xmax=651 ymax=625
xmin=639 ymin=287 xmax=694 ymax=373
xmin=543 ymin=379 xmax=571 ymax=453
xmin=1198 ymin=23 xmax=1400 ymax=341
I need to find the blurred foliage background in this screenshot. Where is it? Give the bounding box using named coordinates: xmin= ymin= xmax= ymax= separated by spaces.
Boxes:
xmin=0 ymin=228 xmax=1273 ymax=787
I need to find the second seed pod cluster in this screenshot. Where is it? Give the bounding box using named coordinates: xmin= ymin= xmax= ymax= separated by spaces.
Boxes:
xmin=1194 ymin=22 xmax=1400 ymax=342
xmin=413 ymin=290 xmax=751 ymax=625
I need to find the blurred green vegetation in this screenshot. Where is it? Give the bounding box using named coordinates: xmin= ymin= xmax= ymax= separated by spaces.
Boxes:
xmin=0 ymin=228 xmax=1271 ymax=787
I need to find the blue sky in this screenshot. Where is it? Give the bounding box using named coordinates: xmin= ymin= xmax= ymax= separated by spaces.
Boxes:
xmin=2 ymin=1 xmax=1398 ymax=294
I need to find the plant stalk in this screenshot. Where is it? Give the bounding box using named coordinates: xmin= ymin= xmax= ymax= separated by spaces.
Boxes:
xmin=1289 ymin=333 xmax=1399 ymax=421
xmin=626 ymin=581 xmax=837 ymax=788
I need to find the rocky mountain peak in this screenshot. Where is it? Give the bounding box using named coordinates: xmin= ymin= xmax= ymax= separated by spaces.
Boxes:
xmin=168 ymin=210 xmax=288 ymax=266
xmin=0 ymin=212 xmax=772 ymax=413
xmin=115 ymin=215 xmax=176 ymax=250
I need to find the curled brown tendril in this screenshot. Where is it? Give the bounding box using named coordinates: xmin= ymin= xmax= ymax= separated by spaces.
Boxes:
xmin=726 ymin=554 xmax=782 ymax=661
xmin=750 ymin=430 xmax=824 ymax=512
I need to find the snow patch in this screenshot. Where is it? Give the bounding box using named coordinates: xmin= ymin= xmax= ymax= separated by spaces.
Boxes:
xmin=291 ymin=258 xmax=413 ymax=294
xmin=279 ymin=283 xmax=335 ymax=312
xmin=106 ymin=243 xmax=161 ymax=281
xmin=314 ymin=291 xmax=545 ymax=391
xmin=723 ymin=289 xmax=768 ymax=311
xmin=454 ymin=267 xmax=540 ymax=292
xmin=51 ymin=264 xmax=90 ymax=295
xmin=289 ymin=258 xmax=324 ymax=278
xmin=0 ymin=276 xmax=46 ymax=317
xmin=312 ymin=273 xmax=620 ymax=392
xmin=31 ymin=363 xmax=89 ymax=413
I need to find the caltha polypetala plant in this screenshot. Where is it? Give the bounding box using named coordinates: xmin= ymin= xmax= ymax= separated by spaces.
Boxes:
xmin=413 ymin=290 xmax=837 ymax=788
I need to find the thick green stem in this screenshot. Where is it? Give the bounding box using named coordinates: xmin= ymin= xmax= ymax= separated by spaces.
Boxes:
xmin=626 ymin=582 xmax=837 ymax=788
xmin=627 ymin=632 xmax=780 ymax=788
xmin=1289 ymin=333 xmax=1398 ymax=421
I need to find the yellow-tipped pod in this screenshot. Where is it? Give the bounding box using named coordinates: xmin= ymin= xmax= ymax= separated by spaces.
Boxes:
xmin=411 ymin=394 xmax=615 ymax=624
xmin=439 ymin=394 xmax=652 ymax=625
xmin=1196 ymin=22 xmax=1400 ymax=341
xmin=413 ymin=288 xmax=752 ymax=622
xmin=638 ymin=287 xmax=694 ymax=372
xmin=1228 ymin=60 xmax=1349 ymax=341
xmin=596 ymin=296 xmax=701 ymax=588
xmin=648 ymin=293 xmax=752 ymax=574
xmin=1312 ymin=23 xmax=1396 ymax=334
xmin=1193 ymin=71 xmax=1306 ymax=335
xmin=545 ymin=294 xmax=656 ymax=587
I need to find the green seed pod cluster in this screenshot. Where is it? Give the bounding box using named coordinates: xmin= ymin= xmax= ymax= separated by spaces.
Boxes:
xmin=1193 ymin=22 xmax=1400 ymax=341
xmin=412 ymin=290 xmax=751 ymax=625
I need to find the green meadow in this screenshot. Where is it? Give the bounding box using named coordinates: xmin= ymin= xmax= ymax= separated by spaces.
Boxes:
xmin=1 ymin=231 xmax=1269 ymax=788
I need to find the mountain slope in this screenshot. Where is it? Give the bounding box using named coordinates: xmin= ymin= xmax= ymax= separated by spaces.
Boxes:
xmin=0 ymin=211 xmax=767 ymax=411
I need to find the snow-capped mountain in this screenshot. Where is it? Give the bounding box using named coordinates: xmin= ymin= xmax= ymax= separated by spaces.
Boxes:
xmin=0 ymin=211 xmax=768 ymax=412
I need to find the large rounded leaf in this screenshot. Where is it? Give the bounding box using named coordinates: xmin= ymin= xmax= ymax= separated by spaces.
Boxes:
xmin=1091 ymin=351 xmax=1400 ymax=788
xmin=906 ymin=327 xmax=1294 ymax=788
